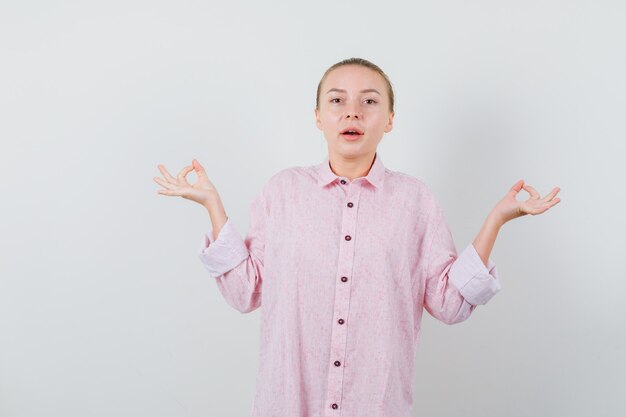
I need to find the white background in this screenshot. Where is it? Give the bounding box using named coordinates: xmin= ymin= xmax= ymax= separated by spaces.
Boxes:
xmin=1 ymin=1 xmax=624 ymax=416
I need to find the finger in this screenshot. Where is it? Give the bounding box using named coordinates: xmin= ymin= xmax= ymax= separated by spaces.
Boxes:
xmin=177 ymin=165 xmax=194 ymax=185
xmin=157 ymin=164 xmax=178 ymax=183
xmin=191 ymin=159 xmax=206 ymax=175
xmin=509 ymin=179 xmax=525 ymax=195
xmin=193 ymin=160 xmax=211 ymax=183
xmin=153 ymin=176 xmax=176 ymax=190
xmin=530 ymin=198 xmax=560 ymax=213
xmin=548 ymin=197 xmax=561 ymax=207
xmin=522 ymin=184 xmax=540 ymax=199
xmin=542 ymin=186 xmax=561 ymax=202
xmin=157 ymin=188 xmax=182 ymax=196
xmin=177 ymin=165 xmax=193 ymax=177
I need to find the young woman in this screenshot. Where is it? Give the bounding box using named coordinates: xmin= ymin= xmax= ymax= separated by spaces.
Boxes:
xmin=154 ymin=57 xmax=560 ymax=417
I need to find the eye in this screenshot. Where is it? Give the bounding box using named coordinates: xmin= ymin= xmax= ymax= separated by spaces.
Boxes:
xmin=365 ymin=99 xmax=377 ymax=104
xmin=330 ymin=98 xmax=341 ymax=103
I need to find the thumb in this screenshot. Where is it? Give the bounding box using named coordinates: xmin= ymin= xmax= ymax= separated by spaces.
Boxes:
xmin=509 ymin=179 xmax=524 ymax=194
xmin=192 ymin=159 xmax=208 ymax=177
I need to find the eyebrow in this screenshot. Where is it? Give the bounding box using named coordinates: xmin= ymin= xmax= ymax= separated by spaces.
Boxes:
xmin=326 ymin=88 xmax=381 ymax=95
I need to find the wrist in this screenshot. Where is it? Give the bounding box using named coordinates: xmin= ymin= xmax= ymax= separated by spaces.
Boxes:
xmin=487 ymin=210 xmax=505 ymax=228
xmin=203 ymin=192 xmax=222 ymax=212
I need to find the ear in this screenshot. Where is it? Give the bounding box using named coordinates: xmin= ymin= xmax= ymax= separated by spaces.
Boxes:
xmin=314 ymin=108 xmax=322 ymax=131
xmin=383 ymin=111 xmax=394 ymax=133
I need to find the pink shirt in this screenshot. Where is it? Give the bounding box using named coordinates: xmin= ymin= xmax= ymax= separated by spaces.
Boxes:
xmin=198 ymin=152 xmax=501 ymax=417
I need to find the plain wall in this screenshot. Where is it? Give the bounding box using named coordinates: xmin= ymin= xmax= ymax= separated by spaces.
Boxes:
xmin=1 ymin=1 xmax=624 ymax=416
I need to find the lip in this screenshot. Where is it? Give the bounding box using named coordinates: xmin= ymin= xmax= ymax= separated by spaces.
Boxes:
xmin=340 ymin=126 xmax=365 ymax=141
xmin=340 ymin=126 xmax=364 ymax=135
xmin=340 ymin=132 xmax=364 ymax=141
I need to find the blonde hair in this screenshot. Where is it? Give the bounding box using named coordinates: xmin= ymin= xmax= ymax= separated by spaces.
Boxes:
xmin=316 ymin=57 xmax=395 ymax=114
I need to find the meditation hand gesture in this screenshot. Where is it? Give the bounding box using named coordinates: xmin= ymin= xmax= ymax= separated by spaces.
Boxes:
xmin=153 ymin=159 xmax=218 ymax=208
xmin=494 ymin=179 xmax=561 ymax=225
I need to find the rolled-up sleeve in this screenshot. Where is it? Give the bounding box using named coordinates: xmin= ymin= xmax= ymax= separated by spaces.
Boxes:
xmin=448 ymin=241 xmax=501 ymax=306
xmin=198 ymin=217 xmax=249 ymax=278
xmin=423 ymin=205 xmax=501 ymax=324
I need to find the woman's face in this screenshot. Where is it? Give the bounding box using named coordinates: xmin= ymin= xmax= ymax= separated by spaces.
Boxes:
xmin=315 ymin=65 xmax=394 ymax=160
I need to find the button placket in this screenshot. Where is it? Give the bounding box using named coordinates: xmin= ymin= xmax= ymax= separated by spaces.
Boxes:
xmin=325 ymin=181 xmax=362 ymax=414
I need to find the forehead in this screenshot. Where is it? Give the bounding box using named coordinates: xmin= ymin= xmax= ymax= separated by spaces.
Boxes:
xmin=323 ymin=65 xmax=386 ymax=92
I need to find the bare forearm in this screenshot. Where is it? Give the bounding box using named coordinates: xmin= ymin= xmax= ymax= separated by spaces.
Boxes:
xmin=472 ymin=211 xmax=504 ymax=268
xmin=204 ymin=194 xmax=228 ymax=241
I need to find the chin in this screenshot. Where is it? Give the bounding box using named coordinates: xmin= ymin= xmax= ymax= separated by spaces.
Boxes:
xmin=332 ymin=146 xmax=371 ymax=158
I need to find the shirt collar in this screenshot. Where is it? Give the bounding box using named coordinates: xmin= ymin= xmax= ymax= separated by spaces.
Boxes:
xmin=316 ymin=152 xmax=385 ymax=190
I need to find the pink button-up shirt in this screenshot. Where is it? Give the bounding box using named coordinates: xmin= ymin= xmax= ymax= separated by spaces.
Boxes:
xmin=198 ymin=152 xmax=501 ymax=417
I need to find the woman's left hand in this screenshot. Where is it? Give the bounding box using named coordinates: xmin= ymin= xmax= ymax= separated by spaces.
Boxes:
xmin=493 ymin=180 xmax=561 ymax=225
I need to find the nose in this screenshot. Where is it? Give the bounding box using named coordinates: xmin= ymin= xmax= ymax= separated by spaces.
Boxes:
xmin=344 ymin=100 xmax=361 ymax=119
xmin=344 ymin=108 xmax=360 ymax=119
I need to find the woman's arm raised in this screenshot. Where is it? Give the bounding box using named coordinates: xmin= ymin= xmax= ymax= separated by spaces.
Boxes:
xmin=422 ymin=179 xmax=561 ymax=325
xmin=154 ymin=159 xmax=266 ymax=314
xmin=473 ymin=179 xmax=561 ymax=267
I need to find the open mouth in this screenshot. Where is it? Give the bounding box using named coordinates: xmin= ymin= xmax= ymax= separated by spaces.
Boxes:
xmin=340 ymin=127 xmax=364 ymax=139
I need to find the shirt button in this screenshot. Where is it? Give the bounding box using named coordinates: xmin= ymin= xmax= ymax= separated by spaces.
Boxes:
xmin=338 ymin=318 xmax=344 ymax=324
xmin=340 ymin=179 xmax=346 ymax=184
xmin=341 ymin=276 xmax=348 ymax=282
xmin=331 ymin=403 xmax=338 ymax=409
xmin=334 ymin=360 xmax=341 ymax=367
xmin=347 ymin=202 xmax=353 ymax=208
xmin=345 ymin=235 xmax=351 ymax=241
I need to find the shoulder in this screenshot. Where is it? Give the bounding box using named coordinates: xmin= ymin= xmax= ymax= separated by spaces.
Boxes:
xmin=256 ymin=163 xmax=316 ymax=199
xmin=384 ymin=169 xmax=447 ymax=236
xmin=264 ymin=163 xmax=318 ymax=189
xmin=384 ymin=168 xmax=439 ymax=208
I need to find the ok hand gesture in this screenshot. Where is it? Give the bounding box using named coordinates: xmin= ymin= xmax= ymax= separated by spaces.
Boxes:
xmin=153 ymin=159 xmax=219 ymax=208
xmin=493 ymin=179 xmax=561 ymax=225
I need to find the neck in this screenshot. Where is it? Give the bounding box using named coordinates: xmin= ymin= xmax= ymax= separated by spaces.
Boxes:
xmin=328 ymin=152 xmax=377 ymax=181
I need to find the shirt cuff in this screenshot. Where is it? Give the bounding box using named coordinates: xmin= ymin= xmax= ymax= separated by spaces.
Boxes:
xmin=448 ymin=243 xmax=501 ymax=305
xmin=197 ymin=217 xmax=249 ymax=278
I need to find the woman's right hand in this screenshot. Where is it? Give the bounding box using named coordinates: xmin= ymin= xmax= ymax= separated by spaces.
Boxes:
xmin=153 ymin=159 xmax=219 ymax=208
